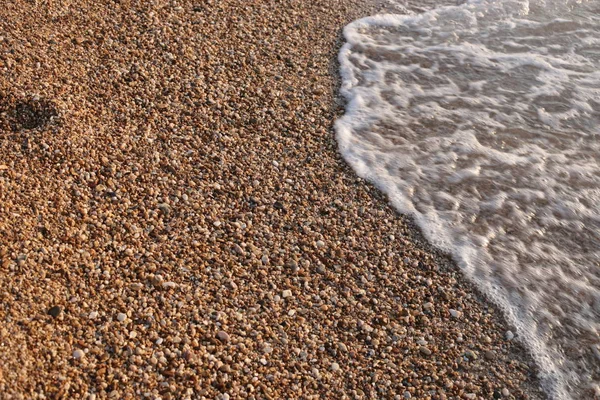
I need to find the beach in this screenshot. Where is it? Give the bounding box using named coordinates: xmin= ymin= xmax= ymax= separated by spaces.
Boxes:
xmin=0 ymin=0 xmax=544 ymax=399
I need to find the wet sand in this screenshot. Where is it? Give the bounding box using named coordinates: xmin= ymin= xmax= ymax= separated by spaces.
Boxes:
xmin=0 ymin=0 xmax=544 ymax=398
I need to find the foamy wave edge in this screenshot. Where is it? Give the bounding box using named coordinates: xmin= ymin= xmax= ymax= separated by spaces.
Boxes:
xmin=335 ymin=8 xmax=570 ymax=400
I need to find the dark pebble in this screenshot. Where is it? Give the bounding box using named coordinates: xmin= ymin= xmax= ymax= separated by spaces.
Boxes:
xmin=48 ymin=305 xmax=62 ymax=318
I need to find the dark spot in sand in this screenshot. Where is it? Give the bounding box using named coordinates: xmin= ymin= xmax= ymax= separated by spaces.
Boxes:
xmin=0 ymin=94 xmax=58 ymax=132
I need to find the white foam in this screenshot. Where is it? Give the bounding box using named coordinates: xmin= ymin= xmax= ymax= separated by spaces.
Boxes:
xmin=336 ymin=0 xmax=600 ymax=398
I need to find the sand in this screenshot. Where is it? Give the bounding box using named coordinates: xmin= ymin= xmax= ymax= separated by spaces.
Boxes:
xmin=0 ymin=0 xmax=545 ymax=399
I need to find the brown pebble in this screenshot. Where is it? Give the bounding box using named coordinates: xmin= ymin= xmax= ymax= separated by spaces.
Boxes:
xmin=420 ymin=346 xmax=432 ymax=356
xmin=216 ymin=331 xmax=230 ymax=342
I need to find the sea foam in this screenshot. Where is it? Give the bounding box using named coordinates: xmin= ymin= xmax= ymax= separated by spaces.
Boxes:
xmin=336 ymin=0 xmax=600 ymax=398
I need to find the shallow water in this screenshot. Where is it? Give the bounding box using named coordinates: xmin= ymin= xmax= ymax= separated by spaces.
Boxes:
xmin=336 ymin=0 xmax=600 ymax=398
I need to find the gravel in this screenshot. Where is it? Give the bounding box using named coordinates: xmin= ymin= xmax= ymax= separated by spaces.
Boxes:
xmin=0 ymin=0 xmax=545 ymax=398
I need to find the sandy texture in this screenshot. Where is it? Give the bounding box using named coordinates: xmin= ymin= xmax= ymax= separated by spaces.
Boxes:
xmin=0 ymin=0 xmax=544 ymax=399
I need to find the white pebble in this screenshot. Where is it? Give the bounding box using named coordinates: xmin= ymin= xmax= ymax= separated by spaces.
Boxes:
xmin=505 ymin=330 xmax=515 ymax=340
xmin=117 ymin=313 xmax=127 ymax=322
xmin=449 ymin=309 xmax=462 ymax=318
xmin=88 ymin=311 xmax=98 ymax=319
xmin=282 ymin=289 xmax=293 ymax=298
xmin=73 ymin=349 xmax=85 ymax=359
xmin=331 ymin=362 xmax=340 ymax=372
xmin=262 ymin=343 xmax=273 ymax=354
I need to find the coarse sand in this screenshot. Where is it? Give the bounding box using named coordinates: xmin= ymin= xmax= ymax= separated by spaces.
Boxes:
xmin=0 ymin=0 xmax=545 ymax=399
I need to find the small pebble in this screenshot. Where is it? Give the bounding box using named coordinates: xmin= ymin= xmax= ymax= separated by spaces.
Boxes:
xmin=232 ymin=244 xmax=244 ymax=255
xmin=282 ymin=289 xmax=293 ymax=298
xmin=502 ymin=388 xmax=510 ymax=397
xmin=506 ymin=331 xmax=515 ymax=340
xmin=331 ymin=362 xmax=340 ymax=372
xmin=420 ymin=346 xmax=432 ymax=356
xmin=216 ymin=331 xmax=230 ymax=342
xmin=117 ymin=313 xmax=127 ymax=322
xmin=262 ymin=344 xmax=273 ymax=354
xmin=48 ymin=305 xmax=62 ymax=318
xmin=157 ymin=203 xmax=171 ymax=215
xmin=286 ymin=259 xmax=299 ymax=272
xmin=88 ymin=311 xmax=98 ymax=319
xmin=73 ymin=349 xmax=84 ymax=359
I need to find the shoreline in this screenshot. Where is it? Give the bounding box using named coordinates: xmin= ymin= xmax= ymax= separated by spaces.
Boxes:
xmin=1 ymin=0 xmax=544 ymax=399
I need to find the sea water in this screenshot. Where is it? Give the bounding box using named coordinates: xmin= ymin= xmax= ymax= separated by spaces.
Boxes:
xmin=336 ymin=0 xmax=600 ymax=398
